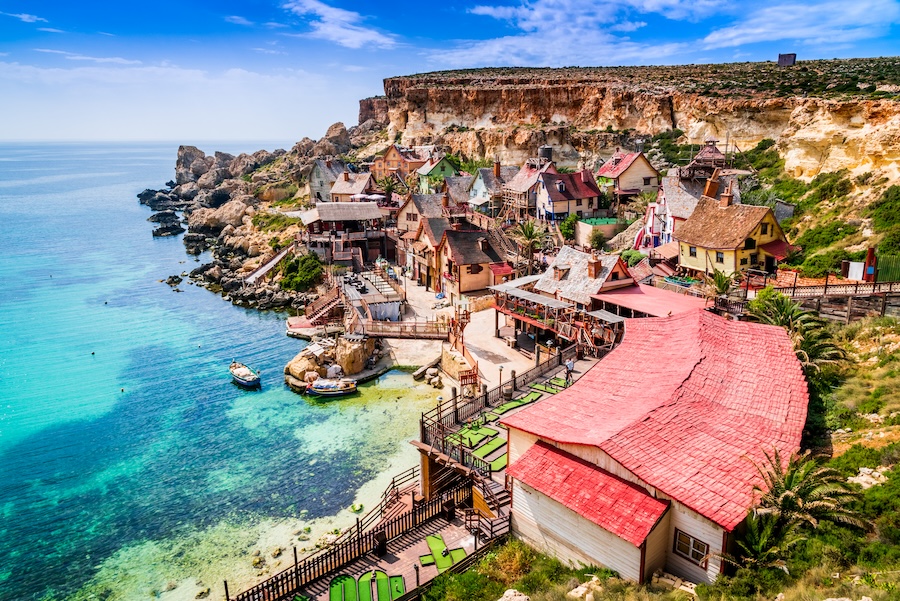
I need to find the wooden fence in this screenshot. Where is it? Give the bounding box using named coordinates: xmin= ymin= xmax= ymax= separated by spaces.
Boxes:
xmin=774 ymin=280 xmax=900 ymax=299
xmin=361 ymin=320 xmax=451 ymax=339
xmin=231 ymin=481 xmax=471 ymax=601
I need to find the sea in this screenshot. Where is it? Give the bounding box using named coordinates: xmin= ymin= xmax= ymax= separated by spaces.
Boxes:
xmin=0 ymin=142 xmax=438 ymax=601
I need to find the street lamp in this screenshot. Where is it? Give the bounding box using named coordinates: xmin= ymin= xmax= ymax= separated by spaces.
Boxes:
xmin=498 ymin=364 xmax=504 ymax=387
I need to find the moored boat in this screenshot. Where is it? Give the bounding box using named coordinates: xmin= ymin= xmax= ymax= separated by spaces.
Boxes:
xmin=305 ymin=377 xmax=358 ymax=397
xmin=230 ymin=361 xmax=261 ymax=388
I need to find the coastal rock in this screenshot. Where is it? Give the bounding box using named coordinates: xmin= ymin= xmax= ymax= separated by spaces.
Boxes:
xmin=291 ymin=137 xmax=316 ymax=156
xmin=148 ymin=210 xmax=179 ymax=224
xmin=213 ymin=151 xmax=235 ymax=169
xmin=285 ymin=353 xmax=326 ymax=381
xmin=188 ymin=199 xmax=250 ymax=233
xmin=176 ymin=145 xmax=208 ymax=185
xmin=152 ymin=223 xmax=186 ymax=237
xmin=182 ymin=233 xmax=210 ymax=255
xmin=335 ymin=336 xmax=376 ymax=376
xmin=173 ymin=182 xmax=200 ymax=200
xmin=197 ymin=167 xmax=231 ymax=190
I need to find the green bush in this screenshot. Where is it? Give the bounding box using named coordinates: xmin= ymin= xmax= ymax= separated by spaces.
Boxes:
xmin=879 ymin=226 xmax=900 ymax=253
xmin=868 ymin=185 xmax=900 ymax=231
xmin=620 ymin=249 xmax=644 ymax=267
xmin=252 ymin=213 xmax=301 ymax=232
xmin=558 ymin=214 xmax=579 ymax=240
xmin=794 ymin=221 xmax=859 ymax=253
xmin=280 ymin=252 xmax=323 ymax=292
xmin=589 ymin=230 xmax=607 ymax=250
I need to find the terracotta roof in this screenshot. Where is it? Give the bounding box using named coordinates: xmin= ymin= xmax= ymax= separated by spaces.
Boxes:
xmin=509 ymin=441 xmax=669 ymax=547
xmin=330 ymin=172 xmax=372 ymax=197
xmin=540 ymin=170 xmax=602 ymax=201
xmin=442 ymin=230 xmax=501 ymax=266
xmin=503 ymin=309 xmax=808 ymax=532
xmin=628 ymin=258 xmax=653 ymax=282
xmin=505 ymin=159 xmax=557 ymax=193
xmin=675 ymin=196 xmax=772 ymax=250
xmin=591 ymin=283 xmax=709 ymax=317
xmin=597 ymin=151 xmax=653 ymax=180
xmin=759 ymin=239 xmax=796 ymax=260
xmin=652 ymin=241 xmax=680 ymax=260
xmin=534 ymin=246 xmax=634 ymax=306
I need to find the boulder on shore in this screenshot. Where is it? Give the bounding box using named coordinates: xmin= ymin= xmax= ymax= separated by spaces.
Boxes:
xmin=335 ymin=336 xmax=376 ymax=376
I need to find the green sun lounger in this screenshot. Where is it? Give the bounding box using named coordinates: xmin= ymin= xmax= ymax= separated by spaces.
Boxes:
xmin=490 ymin=453 xmax=508 ymax=471
xmin=473 ymin=436 xmax=507 ymax=459
xmin=358 ymin=570 xmax=391 ymax=601
xmin=330 ymin=575 xmax=357 ymax=601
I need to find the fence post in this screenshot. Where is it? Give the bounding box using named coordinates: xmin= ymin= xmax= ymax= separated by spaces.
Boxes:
xmin=224 ymin=580 xmax=230 ymax=601
xmin=294 ymin=547 xmax=299 ymax=590
xmin=452 ymin=388 xmax=458 ymax=424
xmin=510 ymin=370 xmax=516 ymax=391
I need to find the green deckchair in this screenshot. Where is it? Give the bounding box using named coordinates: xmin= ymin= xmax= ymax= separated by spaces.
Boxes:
xmin=473 ymin=436 xmax=506 ymax=459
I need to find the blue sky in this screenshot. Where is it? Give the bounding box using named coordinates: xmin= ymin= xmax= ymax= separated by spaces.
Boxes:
xmin=2 ymin=0 xmax=899 ymax=143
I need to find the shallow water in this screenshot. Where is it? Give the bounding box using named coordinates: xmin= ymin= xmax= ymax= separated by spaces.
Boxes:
xmin=0 ymin=143 xmax=437 ymax=601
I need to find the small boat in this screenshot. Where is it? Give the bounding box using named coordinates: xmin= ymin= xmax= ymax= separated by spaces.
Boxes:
xmin=230 ymin=361 xmax=261 ymax=388
xmin=305 ymin=377 xmax=358 ymax=397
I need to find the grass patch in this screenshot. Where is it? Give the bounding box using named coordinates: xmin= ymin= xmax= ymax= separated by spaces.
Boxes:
xmin=252 ymin=212 xmax=301 ymax=232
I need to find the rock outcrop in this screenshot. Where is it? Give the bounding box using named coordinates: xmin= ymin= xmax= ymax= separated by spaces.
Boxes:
xmin=335 ymin=337 xmax=376 ymax=376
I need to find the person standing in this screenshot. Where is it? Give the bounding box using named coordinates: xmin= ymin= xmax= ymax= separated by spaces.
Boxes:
xmin=565 ymin=358 xmax=575 ymax=386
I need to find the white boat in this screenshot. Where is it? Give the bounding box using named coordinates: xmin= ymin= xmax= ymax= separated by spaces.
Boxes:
xmin=230 ymin=361 xmax=261 ymax=388
xmin=305 ymin=377 xmax=358 ymax=397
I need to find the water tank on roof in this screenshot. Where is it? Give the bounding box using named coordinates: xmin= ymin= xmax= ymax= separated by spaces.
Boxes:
xmin=538 ymin=145 xmax=553 ymax=162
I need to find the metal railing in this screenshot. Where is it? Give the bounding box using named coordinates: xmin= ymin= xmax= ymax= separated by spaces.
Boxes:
xmin=775 ymin=280 xmax=900 ymax=299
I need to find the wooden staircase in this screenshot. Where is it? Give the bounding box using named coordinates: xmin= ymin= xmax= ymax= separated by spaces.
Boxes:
xmin=304 ymin=287 xmax=343 ymax=325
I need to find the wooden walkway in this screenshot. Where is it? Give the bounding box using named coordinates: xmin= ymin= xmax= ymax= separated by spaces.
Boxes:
xmin=244 ymin=245 xmax=294 ymax=285
xmin=297 ymin=518 xmax=474 ymax=601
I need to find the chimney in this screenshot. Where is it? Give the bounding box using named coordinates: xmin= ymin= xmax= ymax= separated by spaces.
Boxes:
xmin=342 ymin=170 xmax=350 ymax=181
xmin=325 ymin=160 xmax=332 ymax=168
xmin=719 ymin=181 xmax=734 ymax=208
xmin=703 ymin=167 xmax=720 ymax=198
xmin=478 ymin=237 xmax=487 ymax=252
xmin=493 ymin=159 xmax=501 ymax=179
xmin=581 ymin=169 xmax=590 ymax=183
xmin=442 ymin=192 xmax=449 ymax=208
xmin=587 ymin=255 xmax=602 ymax=279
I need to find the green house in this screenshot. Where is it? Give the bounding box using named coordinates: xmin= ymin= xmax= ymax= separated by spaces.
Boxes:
xmin=417 ymin=156 xmax=459 ymax=193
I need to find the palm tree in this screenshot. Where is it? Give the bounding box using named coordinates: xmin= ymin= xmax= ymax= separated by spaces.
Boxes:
xmin=731 ymin=511 xmax=802 ymax=572
xmin=510 ymin=220 xmax=546 ymax=276
xmin=377 ymin=177 xmax=398 ymax=200
xmin=708 ymin=269 xmax=734 ymax=296
xmin=753 ymin=448 xmax=864 ymax=532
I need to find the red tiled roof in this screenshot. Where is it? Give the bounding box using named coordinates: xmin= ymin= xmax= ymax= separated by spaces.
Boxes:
xmin=591 ymin=283 xmax=709 ymax=317
xmin=759 ymin=239 xmax=796 ymax=260
xmin=509 ymin=441 xmax=669 ymax=546
xmin=490 ymin=262 xmax=514 ymax=276
xmin=505 ymin=160 xmax=557 ymax=193
xmin=503 ymin=310 xmax=808 ymax=531
xmin=597 ymin=151 xmax=642 ymax=179
xmin=541 ymin=170 xmax=602 ymax=201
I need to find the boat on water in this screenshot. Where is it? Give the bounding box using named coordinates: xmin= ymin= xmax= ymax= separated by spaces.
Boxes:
xmin=230 ymin=361 xmax=261 ymax=388
xmin=305 ymin=377 xmax=358 ymax=397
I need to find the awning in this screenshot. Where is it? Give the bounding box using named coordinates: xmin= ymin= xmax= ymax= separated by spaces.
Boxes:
xmin=651 ymin=241 xmax=679 ymax=260
xmin=491 ymin=286 xmax=573 ymax=310
xmin=759 ymin=239 xmax=796 ymax=260
xmin=489 ymin=262 xmax=514 ymax=276
xmin=591 ymin=283 xmax=708 ymax=317
xmin=586 ymin=309 xmax=626 ymax=324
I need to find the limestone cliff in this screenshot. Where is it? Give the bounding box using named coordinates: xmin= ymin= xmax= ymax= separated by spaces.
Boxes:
xmin=368 ymin=64 xmax=900 ymax=180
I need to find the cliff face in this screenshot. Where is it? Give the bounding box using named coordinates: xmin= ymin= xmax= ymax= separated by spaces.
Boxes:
xmin=372 ymin=72 xmax=900 ymax=179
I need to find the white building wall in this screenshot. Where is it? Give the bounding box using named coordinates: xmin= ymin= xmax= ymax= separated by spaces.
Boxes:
xmin=643 ymin=509 xmax=671 ymax=580
xmin=512 ymin=480 xmax=643 ymax=581
xmin=507 ymin=430 xmax=726 ymax=584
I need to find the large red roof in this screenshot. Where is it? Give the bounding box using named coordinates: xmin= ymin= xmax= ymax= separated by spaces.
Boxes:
xmin=591 ymin=283 xmax=709 ymax=317
xmin=509 ymin=441 xmax=669 ymax=546
xmin=503 ymin=309 xmax=808 ymax=531
xmin=597 ymin=151 xmax=642 ymax=179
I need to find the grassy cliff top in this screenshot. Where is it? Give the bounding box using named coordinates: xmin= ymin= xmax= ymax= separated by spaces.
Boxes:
xmin=389 ymin=57 xmax=900 ymax=100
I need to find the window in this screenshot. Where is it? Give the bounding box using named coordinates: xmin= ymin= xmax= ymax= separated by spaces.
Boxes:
xmin=750 ymin=253 xmax=759 ymax=265
xmin=715 ymin=251 xmax=724 ymax=263
xmin=740 ymin=257 xmax=748 ymax=265
xmin=689 ymin=246 xmax=697 ymax=258
xmin=576 ymin=199 xmax=583 ymax=206
xmin=643 ymin=177 xmax=652 ymax=186
xmin=406 ymin=213 xmax=418 ymax=222
xmin=760 ymin=223 xmax=769 ymax=235
xmin=612 ymin=272 xmax=620 ymax=281
xmin=674 ymin=530 xmax=709 ymax=567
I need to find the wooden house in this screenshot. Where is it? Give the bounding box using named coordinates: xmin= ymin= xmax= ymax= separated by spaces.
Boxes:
xmin=329 ymin=171 xmax=375 ymax=203
xmin=503 ymin=309 xmax=808 ymax=583
xmin=409 ymin=217 xmax=452 ymax=292
xmin=535 ymin=169 xmax=603 ymax=221
xmin=501 ymin=158 xmax=557 ymax=221
xmin=533 ymin=246 xmax=635 ymax=310
xmin=396 ymin=193 xmax=445 ymax=233
xmin=417 ymin=155 xmax=459 ymax=193
xmin=470 ymin=162 xmax=519 ymax=216
xmin=436 ymin=229 xmax=507 ymax=302
xmin=370 ymin=144 xmax=429 ymax=182
xmin=309 ymin=159 xmax=346 ymax=202
xmin=675 ymin=183 xmax=790 ymax=276
xmin=596 ymin=150 xmax=659 ymax=202
xmin=299 ymin=202 xmax=389 ymax=264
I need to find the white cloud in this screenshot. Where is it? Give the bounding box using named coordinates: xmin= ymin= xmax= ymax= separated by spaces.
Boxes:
xmin=282 ymin=0 xmax=396 ymax=49
xmin=703 ymin=0 xmax=900 ymax=48
xmin=37 ymin=28 xmax=65 ymax=33
xmin=98 ymin=32 xmax=116 ymax=37
xmin=2 ymin=12 xmax=48 ymax=23
xmin=225 ymin=15 xmax=254 ymax=26
xmin=253 ymin=47 xmax=287 ymax=55
xmin=34 ymin=49 xmax=142 ymax=65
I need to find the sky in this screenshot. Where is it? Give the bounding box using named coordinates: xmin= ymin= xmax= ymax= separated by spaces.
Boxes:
xmin=2 ymin=0 xmax=899 ymax=144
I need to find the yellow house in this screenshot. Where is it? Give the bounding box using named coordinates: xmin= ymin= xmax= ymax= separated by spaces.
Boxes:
xmin=371 ymin=144 xmax=428 ymax=182
xmin=596 ymin=150 xmax=659 ymax=201
xmin=675 ymin=191 xmax=790 ymax=276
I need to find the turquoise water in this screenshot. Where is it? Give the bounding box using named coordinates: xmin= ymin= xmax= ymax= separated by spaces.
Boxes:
xmin=0 ymin=143 xmax=437 ymax=601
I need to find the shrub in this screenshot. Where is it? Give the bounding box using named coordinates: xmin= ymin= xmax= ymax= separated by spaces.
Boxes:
xmin=280 ymin=252 xmax=323 ymax=292
xmin=620 ymin=249 xmax=643 ymax=267
xmin=879 ymin=226 xmax=900 ymax=253
xmin=589 ymin=230 xmax=607 ymax=250
xmin=558 ymin=214 xmax=579 ymax=240
xmin=252 ymin=213 xmax=301 ymax=232
xmin=794 ymin=221 xmax=859 ymax=253
xmin=868 ymin=185 xmax=900 ymax=231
